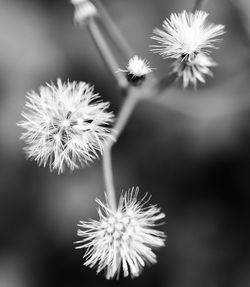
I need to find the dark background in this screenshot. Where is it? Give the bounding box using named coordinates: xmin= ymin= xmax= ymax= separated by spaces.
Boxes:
xmin=0 ymin=0 xmax=250 ymax=286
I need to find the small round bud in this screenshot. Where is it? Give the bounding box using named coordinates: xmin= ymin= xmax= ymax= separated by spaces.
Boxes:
xmin=70 ymin=0 xmax=98 ymax=26
xmin=119 ymin=56 xmax=153 ymax=86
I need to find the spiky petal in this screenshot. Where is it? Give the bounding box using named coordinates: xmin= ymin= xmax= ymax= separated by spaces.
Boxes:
xmin=75 ymin=187 xmax=166 ymax=279
xmin=18 ymin=79 xmax=114 ymax=173
xmin=172 ymin=53 xmax=217 ymax=88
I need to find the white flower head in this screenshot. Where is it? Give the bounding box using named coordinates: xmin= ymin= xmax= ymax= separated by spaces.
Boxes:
xmin=125 ymin=56 xmax=153 ymax=77
xmin=119 ymin=56 xmax=153 ymax=86
xmin=18 ymin=79 xmax=114 ymax=174
xmin=151 ymin=10 xmax=225 ymax=60
xmin=70 ymin=0 xmax=97 ymax=25
xmin=75 ymin=187 xmax=166 ymax=279
xmin=172 ymin=53 xmax=217 ymax=88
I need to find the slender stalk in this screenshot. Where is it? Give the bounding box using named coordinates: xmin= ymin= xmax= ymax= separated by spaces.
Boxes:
xmin=85 ymin=5 xmax=156 ymax=210
xmin=108 ymin=93 xmax=139 ymax=147
xmin=192 ymin=0 xmax=207 ymax=12
xmin=102 ymin=149 xmax=116 ymax=210
xmin=87 ymin=18 xmax=128 ymax=93
xmin=93 ymin=0 xmax=135 ymax=61
xmin=103 ymin=92 xmax=140 ymax=211
xmin=85 ymin=12 xmax=139 ymax=211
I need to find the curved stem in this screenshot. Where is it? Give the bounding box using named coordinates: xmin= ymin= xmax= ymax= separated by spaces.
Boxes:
xmin=87 ymin=18 xmax=128 ymax=93
xmin=109 ymin=93 xmax=139 ymax=148
xmin=86 ymin=14 xmax=137 ymax=210
xmin=93 ymin=0 xmax=135 ymax=61
xmin=103 ymin=92 xmax=140 ymax=211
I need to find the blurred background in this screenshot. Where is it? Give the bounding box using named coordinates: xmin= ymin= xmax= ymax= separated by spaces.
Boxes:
xmin=0 ymin=0 xmax=250 ymax=286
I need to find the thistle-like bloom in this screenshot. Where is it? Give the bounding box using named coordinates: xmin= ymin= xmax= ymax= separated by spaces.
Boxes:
xmin=172 ymin=53 xmax=217 ymax=88
xmin=18 ymin=79 xmax=114 ymax=173
xmin=70 ymin=0 xmax=97 ymax=25
xmin=75 ymin=188 xmax=166 ymax=279
xmin=151 ymin=10 xmax=225 ymax=61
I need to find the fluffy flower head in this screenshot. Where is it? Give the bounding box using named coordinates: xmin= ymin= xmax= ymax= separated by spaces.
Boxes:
xmin=18 ymin=79 xmax=114 ymax=173
xmin=172 ymin=53 xmax=217 ymax=88
xmin=119 ymin=56 xmax=153 ymax=86
xmin=75 ymin=187 xmax=166 ymax=279
xmin=151 ymin=10 xmax=225 ymax=60
xmin=125 ymin=56 xmax=153 ymax=77
xmin=70 ymin=0 xmax=97 ymax=25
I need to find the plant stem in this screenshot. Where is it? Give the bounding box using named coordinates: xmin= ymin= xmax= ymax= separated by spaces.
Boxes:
xmin=93 ymin=0 xmax=135 ymax=61
xmin=103 ymin=92 xmax=140 ymax=211
xmin=192 ymin=0 xmax=207 ymax=12
xmin=102 ymin=148 xmax=117 ymax=211
xmin=86 ymin=13 xmax=137 ymax=211
xmin=87 ymin=17 xmax=128 ymax=93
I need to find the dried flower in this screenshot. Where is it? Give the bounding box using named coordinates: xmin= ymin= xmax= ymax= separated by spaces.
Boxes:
xmin=75 ymin=187 xmax=166 ymax=279
xmin=172 ymin=53 xmax=217 ymax=88
xmin=70 ymin=0 xmax=97 ymax=25
xmin=18 ymin=79 xmax=114 ymax=174
xmin=151 ymin=10 xmax=225 ymax=61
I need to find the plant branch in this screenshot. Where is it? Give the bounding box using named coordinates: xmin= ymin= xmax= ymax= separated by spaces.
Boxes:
xmin=87 ymin=18 xmax=128 ymax=93
xmin=93 ymin=0 xmax=135 ymax=61
xmin=102 ymin=148 xmax=117 ymax=211
xmin=102 ymin=71 xmax=174 ymax=211
xmin=102 ymin=91 xmax=140 ymax=211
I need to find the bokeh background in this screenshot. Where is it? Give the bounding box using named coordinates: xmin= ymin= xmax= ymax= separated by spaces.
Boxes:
xmin=0 ymin=0 xmax=250 ymax=286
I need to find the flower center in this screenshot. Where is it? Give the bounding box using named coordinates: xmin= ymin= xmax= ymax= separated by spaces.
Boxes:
xmin=62 ymin=119 xmax=70 ymax=127
xmin=102 ymin=213 xmax=136 ymax=243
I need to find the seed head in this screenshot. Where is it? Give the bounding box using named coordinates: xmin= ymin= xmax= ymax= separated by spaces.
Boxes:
xmin=18 ymin=79 xmax=114 ymax=173
xmin=75 ymin=187 xmax=166 ymax=279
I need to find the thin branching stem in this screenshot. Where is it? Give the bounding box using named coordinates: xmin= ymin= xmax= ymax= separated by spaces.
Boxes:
xmin=103 ymin=92 xmax=139 ymax=211
xmin=93 ymin=0 xmax=135 ymax=61
xmin=86 ymin=13 xmax=138 ymax=211
xmin=87 ymin=17 xmax=128 ymax=92
xmin=85 ymin=6 xmax=166 ymax=211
